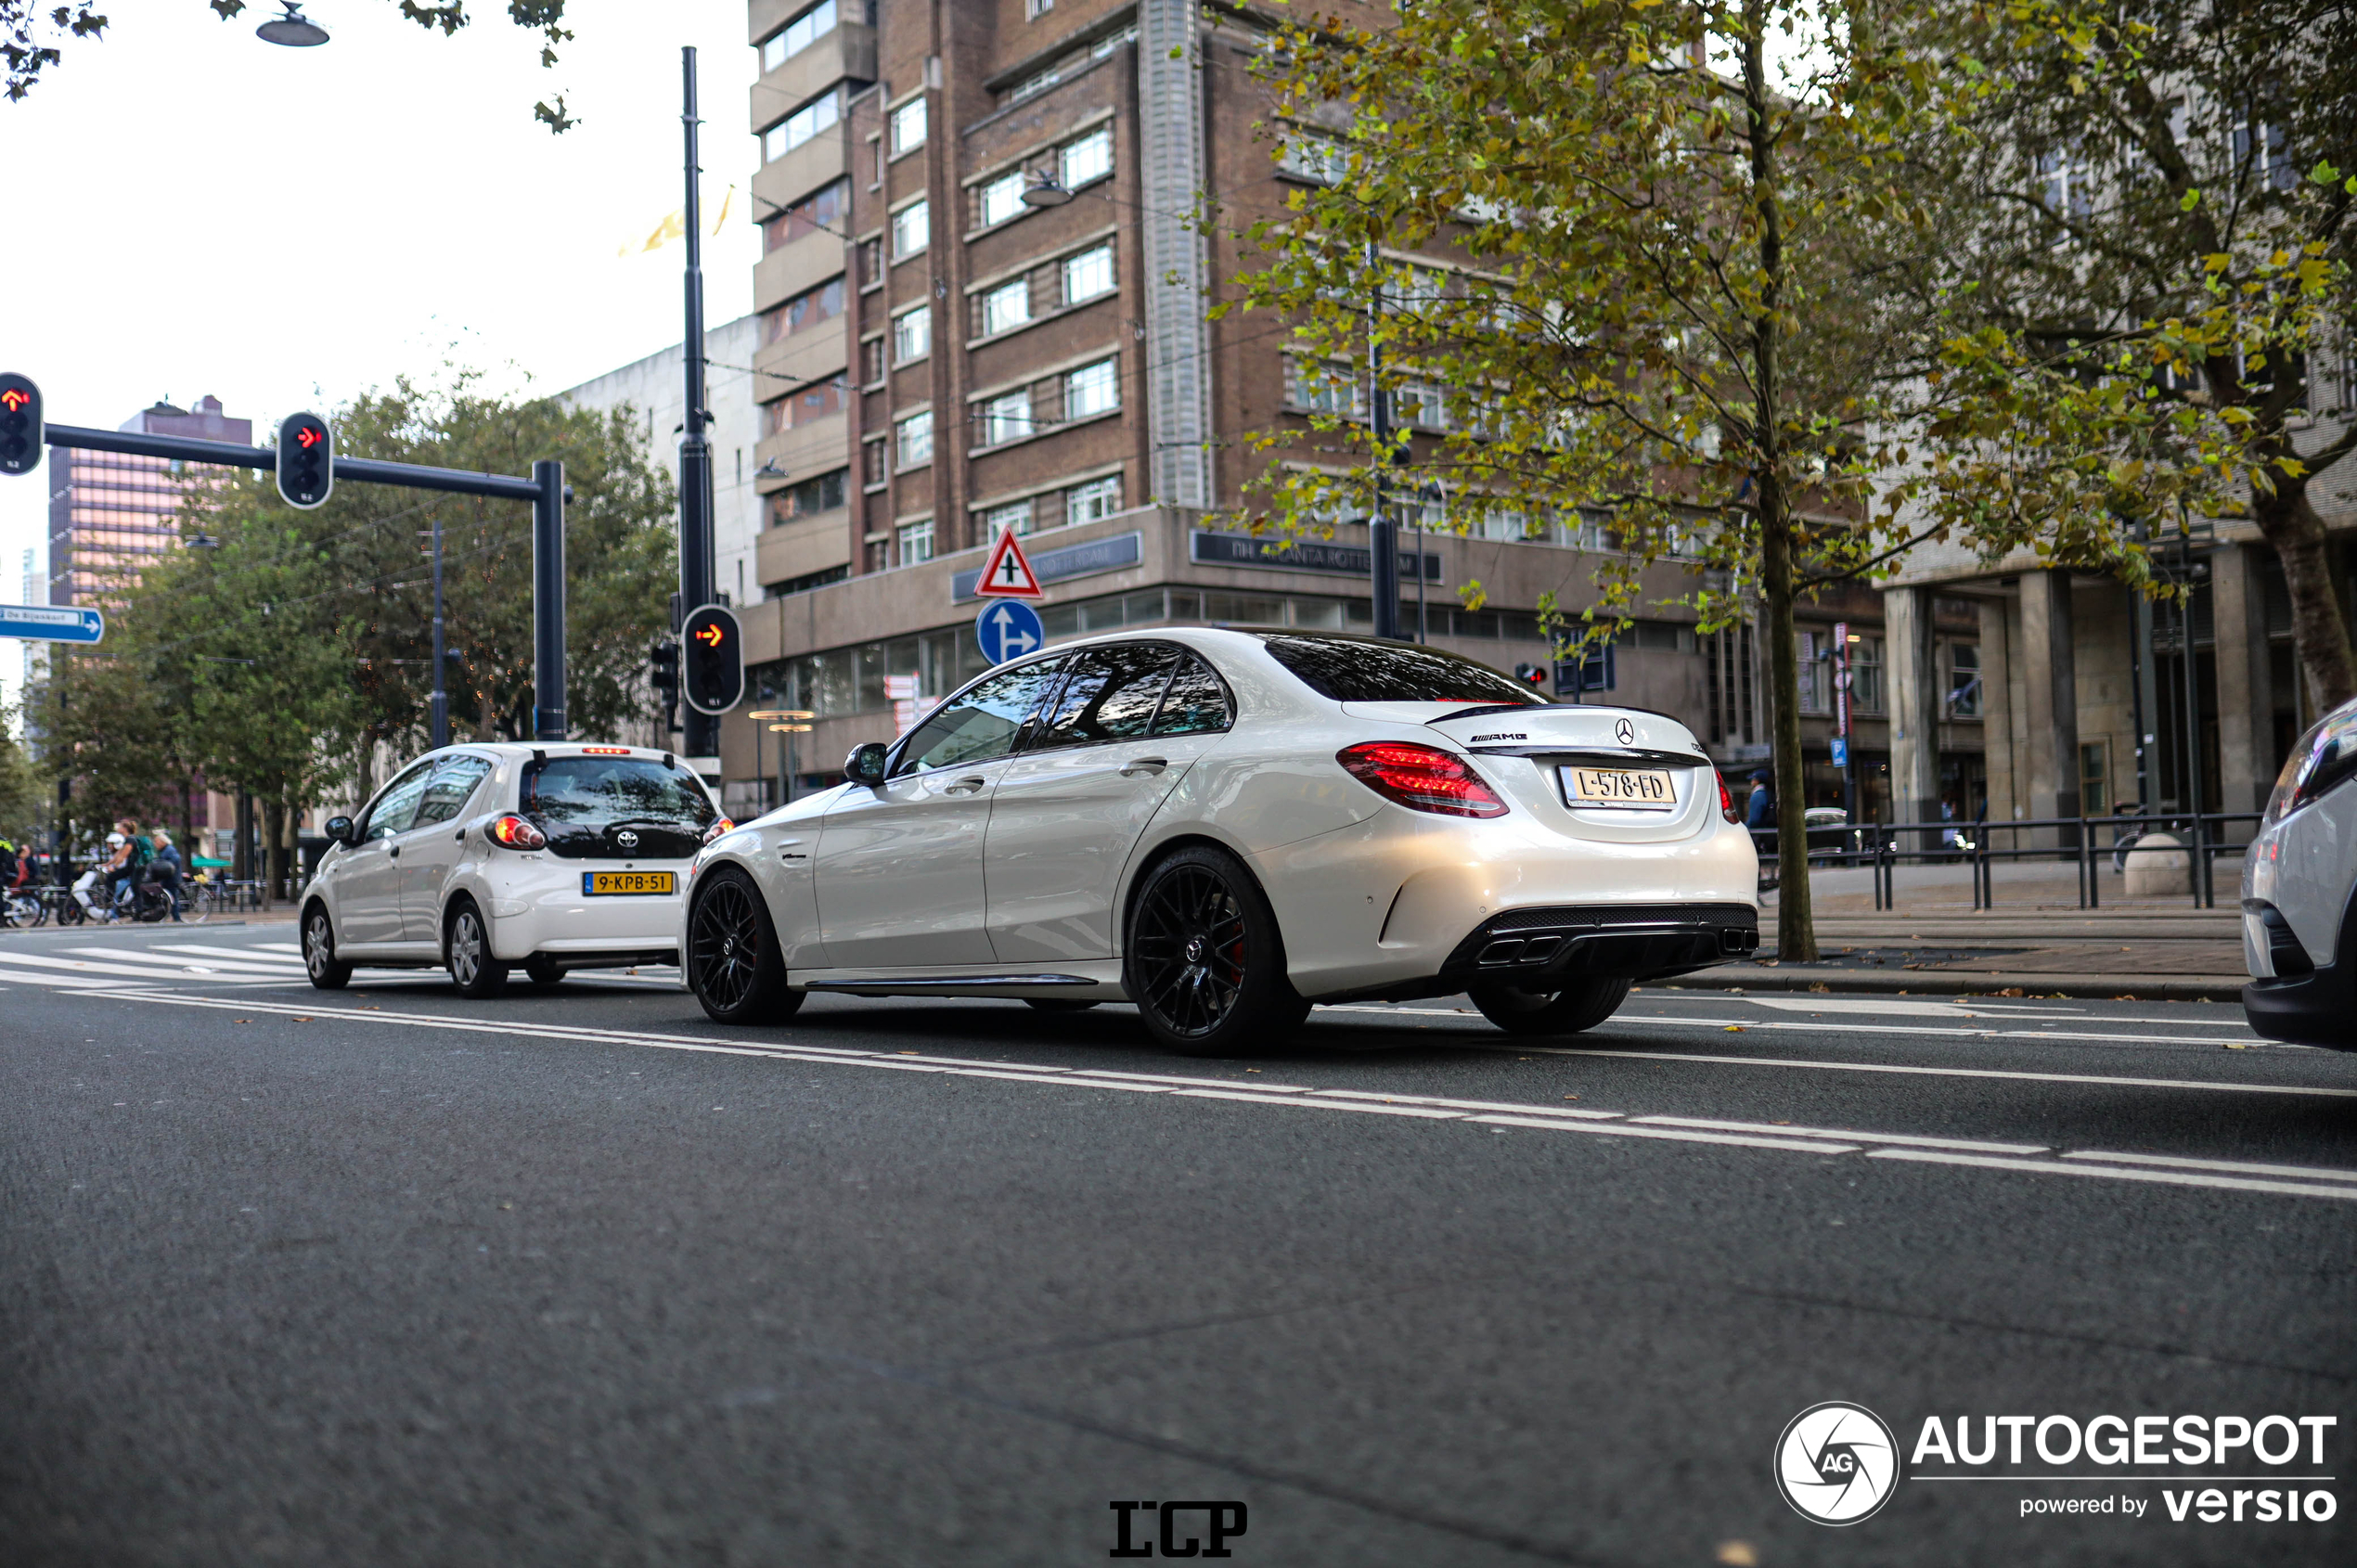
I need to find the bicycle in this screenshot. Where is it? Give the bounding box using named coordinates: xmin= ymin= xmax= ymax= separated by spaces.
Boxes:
xmin=2 ymin=885 xmax=42 ymax=928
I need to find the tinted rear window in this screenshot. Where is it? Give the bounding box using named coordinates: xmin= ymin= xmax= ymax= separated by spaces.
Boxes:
xmin=1260 ymin=636 xmax=1548 ymax=706
xmin=523 ymin=757 xmax=716 ymax=829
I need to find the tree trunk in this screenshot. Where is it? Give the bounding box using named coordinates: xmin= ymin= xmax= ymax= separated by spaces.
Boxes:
xmin=1743 ymin=5 xmax=1815 ymax=963
xmin=260 ymin=798 xmax=284 ymax=910
xmin=2253 ymin=479 xmax=2356 ymax=715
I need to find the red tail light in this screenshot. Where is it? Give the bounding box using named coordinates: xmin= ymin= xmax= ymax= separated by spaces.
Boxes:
xmin=488 ymin=814 xmax=546 ymax=849
xmin=1717 ymin=770 xmax=1741 ymax=824
xmin=701 ymin=817 xmax=736 ymax=846
xmin=1337 ymin=742 xmax=1508 ymax=818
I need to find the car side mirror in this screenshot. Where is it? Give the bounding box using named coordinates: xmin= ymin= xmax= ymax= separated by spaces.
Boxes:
xmin=844 ymin=742 xmax=889 ymax=789
xmin=325 ymin=816 xmax=356 ymax=845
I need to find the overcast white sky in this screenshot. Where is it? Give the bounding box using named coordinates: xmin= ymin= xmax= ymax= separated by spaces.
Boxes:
xmin=0 ymin=0 xmax=762 ymax=708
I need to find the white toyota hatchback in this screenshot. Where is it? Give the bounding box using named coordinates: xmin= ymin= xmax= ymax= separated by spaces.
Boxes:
xmin=678 ymin=629 xmax=1759 ymax=1053
xmin=303 ymin=743 xmax=723 ymax=996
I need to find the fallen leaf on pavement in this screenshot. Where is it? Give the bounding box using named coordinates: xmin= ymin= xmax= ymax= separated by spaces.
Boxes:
xmin=1717 ymin=1543 xmax=1759 ymax=1567
xmin=1723 ymin=1025 xmax=1745 ymax=1033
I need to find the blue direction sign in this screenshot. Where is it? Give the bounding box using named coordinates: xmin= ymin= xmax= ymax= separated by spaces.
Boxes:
xmin=0 ymin=604 xmax=103 ymax=644
xmin=974 ymin=599 xmax=1045 ymax=665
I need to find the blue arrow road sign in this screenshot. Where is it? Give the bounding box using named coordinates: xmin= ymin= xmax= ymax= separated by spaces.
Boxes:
xmin=974 ymin=599 xmax=1044 ymax=665
xmin=0 ymin=604 xmax=103 ymax=644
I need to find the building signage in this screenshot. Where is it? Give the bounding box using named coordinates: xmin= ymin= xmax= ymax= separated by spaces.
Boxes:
xmin=952 ymin=530 xmax=1142 ymax=602
xmin=1191 ymin=530 xmax=1441 ymax=582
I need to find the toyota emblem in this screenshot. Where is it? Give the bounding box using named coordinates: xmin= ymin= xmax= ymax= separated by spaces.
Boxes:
xmin=616 ymin=829 xmax=638 ymax=849
xmin=1615 ymin=717 xmax=1636 ymax=745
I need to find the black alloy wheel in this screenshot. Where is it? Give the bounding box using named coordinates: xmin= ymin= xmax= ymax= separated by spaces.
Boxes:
xmin=1468 ymin=976 xmax=1631 ymax=1037
xmin=686 ymin=867 xmax=804 ymax=1025
xmin=303 ymin=905 xmax=353 ymax=989
xmin=1124 ymin=845 xmax=1307 ymax=1056
xmin=445 ymin=899 xmax=509 ymax=998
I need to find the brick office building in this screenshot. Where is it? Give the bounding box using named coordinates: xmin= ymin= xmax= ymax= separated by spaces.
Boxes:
xmin=726 ymin=0 xmax=1935 ymax=806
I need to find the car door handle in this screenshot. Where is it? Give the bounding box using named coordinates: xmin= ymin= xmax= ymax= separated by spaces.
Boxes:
xmin=455 ymin=830 xmax=465 ymax=843
xmin=943 ymin=776 xmax=989 ymax=795
xmin=1119 ymin=757 xmax=1169 ymax=777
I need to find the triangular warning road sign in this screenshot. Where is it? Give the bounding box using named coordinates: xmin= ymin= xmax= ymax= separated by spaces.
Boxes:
xmin=972 ymin=526 xmax=1045 ymax=598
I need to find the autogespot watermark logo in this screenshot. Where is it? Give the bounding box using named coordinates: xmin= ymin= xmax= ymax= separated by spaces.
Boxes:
xmin=1775 ymin=1402 xmax=1901 ymax=1525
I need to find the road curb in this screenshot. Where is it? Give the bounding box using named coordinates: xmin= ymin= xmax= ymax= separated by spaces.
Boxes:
xmin=1652 ymin=967 xmax=2249 ymax=1003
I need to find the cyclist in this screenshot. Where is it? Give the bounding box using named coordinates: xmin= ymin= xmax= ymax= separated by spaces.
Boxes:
xmin=0 ymin=839 xmax=18 ymax=891
xmin=73 ymin=835 xmax=122 ymax=918
xmin=103 ymin=820 xmax=151 ymax=919
xmin=148 ymin=829 xmax=186 ymax=921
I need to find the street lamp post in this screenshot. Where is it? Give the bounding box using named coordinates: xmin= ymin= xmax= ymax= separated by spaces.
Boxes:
xmin=427 ymin=515 xmax=450 ymax=750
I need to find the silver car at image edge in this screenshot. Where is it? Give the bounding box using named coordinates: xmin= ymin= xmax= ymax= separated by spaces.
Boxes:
xmin=2243 ymin=694 xmax=2357 ymax=1047
xmin=677 ymin=629 xmax=1760 ymax=1055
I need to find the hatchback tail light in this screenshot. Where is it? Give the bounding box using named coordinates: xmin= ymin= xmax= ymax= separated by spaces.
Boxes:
xmin=487 ymin=814 xmax=546 ymax=849
xmin=1337 ymin=742 xmax=1508 ymax=818
xmin=1716 ymin=770 xmax=1742 ymax=824
xmin=701 ymin=817 xmax=736 ymax=846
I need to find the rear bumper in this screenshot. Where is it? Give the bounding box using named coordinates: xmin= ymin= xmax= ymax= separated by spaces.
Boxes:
xmin=1309 ymin=902 xmax=1758 ymax=1004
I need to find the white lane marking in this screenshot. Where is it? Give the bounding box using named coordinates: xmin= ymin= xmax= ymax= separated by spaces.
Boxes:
xmin=0 ymin=967 xmax=146 ymax=989
xmin=1526 ymin=1047 xmax=2357 ymax=1099
xmin=72 ymin=989 xmax=2357 ymax=1202
xmin=1468 ymin=1115 xmax=1860 ymax=1155
xmin=1743 ymin=996 xmax=2080 ymax=1020
xmin=1319 ymin=1002 xmax=2257 ymax=1034
xmin=1616 ymin=1014 xmax=2273 ymax=1049
xmin=67 ymin=945 xmax=297 ymax=977
xmin=0 ymin=951 xmax=221 ymax=981
xmin=2060 ymin=1150 xmax=2357 ymax=1185
xmin=1871 ymin=1149 xmax=2357 ymax=1203
xmin=153 ymin=944 xmax=310 ymax=967
xmin=1312 ymin=1087 xmax=1624 ymax=1119
xmin=1630 ymin=1115 xmax=2046 ymax=1154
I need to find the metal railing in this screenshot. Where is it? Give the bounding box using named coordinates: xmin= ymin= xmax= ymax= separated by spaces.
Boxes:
xmin=1753 ymin=811 xmax=2261 ymax=911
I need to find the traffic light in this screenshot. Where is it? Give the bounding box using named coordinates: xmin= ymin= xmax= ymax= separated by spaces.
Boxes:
xmin=650 ymin=639 xmax=681 ymax=730
xmin=276 ymin=411 xmax=333 ymax=508
xmin=0 ymin=372 xmax=40 ymax=477
xmin=1512 ymin=662 xmax=1552 ymax=694
xmin=680 ymin=603 xmax=743 ymax=715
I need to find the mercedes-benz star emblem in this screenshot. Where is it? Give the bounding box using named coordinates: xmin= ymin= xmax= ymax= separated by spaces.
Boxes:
xmin=616 ymin=829 xmax=638 ymax=849
xmin=1773 ymin=1402 xmax=1900 ymax=1525
xmin=1615 ymin=717 xmax=1636 ymax=745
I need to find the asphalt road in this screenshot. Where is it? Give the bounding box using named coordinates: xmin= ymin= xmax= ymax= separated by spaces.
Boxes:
xmin=2 ymin=923 xmax=2351 ymax=1567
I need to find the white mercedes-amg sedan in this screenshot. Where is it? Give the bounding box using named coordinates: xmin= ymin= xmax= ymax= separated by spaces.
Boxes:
xmin=303 ymin=743 xmax=724 ymax=996
xmin=679 ymin=629 xmax=1760 ymax=1054
xmin=2242 ymin=694 xmax=2357 ymax=1047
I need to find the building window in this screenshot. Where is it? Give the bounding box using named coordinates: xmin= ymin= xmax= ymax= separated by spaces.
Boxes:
xmin=1067 ymin=476 xmax=1122 ymax=527
xmin=896 ymin=408 xmax=934 ymax=468
xmin=977 ymin=171 xmax=1024 ymax=228
xmin=982 ymin=392 xmax=1033 ymax=446
xmin=762 ymin=88 xmax=841 ymax=163
xmin=759 ymin=0 xmax=837 ymax=72
xmin=2079 ymin=739 xmax=2109 ymax=817
xmin=764 ymin=376 xmax=848 ymax=435
xmin=862 ymin=438 xmax=887 ymax=487
xmin=889 ymin=96 xmax=927 ymax=156
xmin=1064 ymin=358 xmax=1119 ymax=419
xmin=1062 ymin=243 xmax=1114 ymax=304
xmin=897 ymin=518 xmax=934 ymax=566
xmin=891 ymin=199 xmax=930 ymax=258
xmin=1061 ymin=126 xmax=1113 ymax=189
xmin=761 ymin=276 xmax=845 ymax=344
xmin=769 ymin=469 xmax=848 ymax=525
xmin=1284 ymin=355 xmax=1364 ymax=418
xmin=980 ymin=278 xmax=1030 ymax=337
xmin=892 ymin=303 xmax=932 ymax=363
xmin=858 ymin=237 xmax=883 ymax=285
xmin=1026 ymin=0 xmax=1051 ymax=17
xmin=983 ymin=499 xmax=1035 ymax=536
xmin=1848 ymin=634 xmax=1885 ymax=713
xmin=1278 ymin=134 xmax=1348 ymax=185
xmin=1796 ymin=630 xmax=1831 ymax=713
xmin=1947 ymin=641 xmax=1982 ymax=717
xmin=861 ymin=336 xmax=885 ymax=383
xmin=763 ymin=178 xmax=847 ymax=251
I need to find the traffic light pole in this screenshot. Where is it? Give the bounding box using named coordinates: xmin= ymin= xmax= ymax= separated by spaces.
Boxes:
xmin=676 ymin=45 xmax=720 ymax=762
xmin=35 ymin=421 xmax=568 ymax=737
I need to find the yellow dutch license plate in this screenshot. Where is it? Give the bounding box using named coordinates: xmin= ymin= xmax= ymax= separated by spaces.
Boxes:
xmin=584 ymin=871 xmax=676 ymax=896
xmin=1560 ymin=766 xmax=1677 ymax=810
